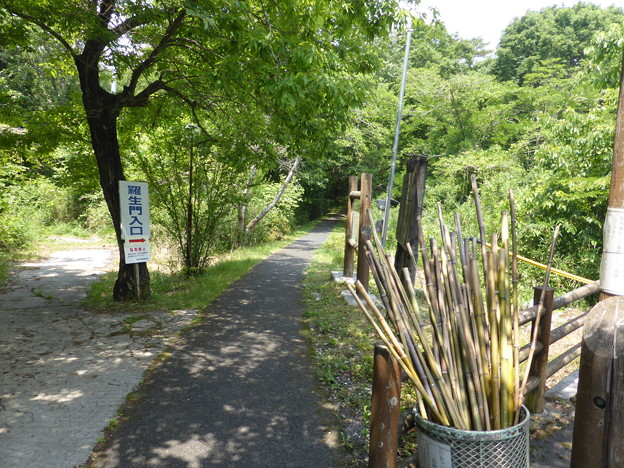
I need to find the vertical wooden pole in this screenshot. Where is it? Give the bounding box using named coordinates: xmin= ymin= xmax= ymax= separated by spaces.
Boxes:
xmin=358 ymin=173 xmax=372 ymax=292
xmin=344 ymin=176 xmax=358 ymax=278
xmin=134 ymin=263 xmax=141 ymax=302
xmin=600 ymin=51 xmax=624 ymax=300
xmin=524 ymin=286 xmax=554 ymax=413
xmin=369 ymin=343 xmax=401 ymax=468
xmin=571 ymin=296 xmax=624 ymax=467
xmin=394 ymin=156 xmax=428 ymax=287
xmin=606 ymin=52 xmax=624 ymax=211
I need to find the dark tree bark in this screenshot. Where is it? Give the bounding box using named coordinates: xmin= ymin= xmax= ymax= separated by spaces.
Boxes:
xmin=64 ymin=3 xmax=185 ymax=300
xmin=72 ymin=15 xmax=155 ymax=301
xmin=394 ymin=156 xmax=428 ymax=289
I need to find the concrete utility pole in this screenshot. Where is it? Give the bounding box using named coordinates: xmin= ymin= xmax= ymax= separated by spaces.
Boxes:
xmin=571 ymin=50 xmax=624 ymax=467
xmin=599 ymin=52 xmax=624 ymax=299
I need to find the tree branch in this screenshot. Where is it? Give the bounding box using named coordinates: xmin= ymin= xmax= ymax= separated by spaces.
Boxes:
xmin=121 ymin=78 xmax=167 ymax=107
xmin=124 ymin=10 xmax=187 ymax=97
xmin=0 ymin=4 xmax=76 ymax=57
xmin=111 ymin=15 xmax=146 ymax=37
xmin=78 ymin=0 xmax=117 ymax=77
xmin=245 ymin=155 xmax=302 ymax=233
xmin=96 ymin=0 xmax=115 ymax=27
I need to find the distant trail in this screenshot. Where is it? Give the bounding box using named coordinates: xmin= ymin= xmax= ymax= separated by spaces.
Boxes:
xmin=90 ymin=218 xmax=342 ymax=468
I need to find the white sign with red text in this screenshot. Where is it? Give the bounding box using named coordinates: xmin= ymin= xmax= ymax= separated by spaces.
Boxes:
xmin=119 ymin=181 xmax=151 ymax=264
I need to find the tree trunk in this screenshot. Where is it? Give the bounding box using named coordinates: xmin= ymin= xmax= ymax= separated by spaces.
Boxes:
xmin=76 ymin=55 xmax=150 ymax=301
xmin=245 ymin=156 xmax=301 ymax=233
xmin=237 ymin=165 xmax=257 ymax=244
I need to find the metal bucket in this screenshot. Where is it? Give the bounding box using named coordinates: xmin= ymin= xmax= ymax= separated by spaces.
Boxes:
xmin=414 ymin=407 xmax=530 ymax=468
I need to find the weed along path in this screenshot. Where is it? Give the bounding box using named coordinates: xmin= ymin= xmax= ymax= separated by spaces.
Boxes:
xmin=90 ymin=218 xmax=341 ymax=468
xmin=0 ymin=240 xmax=199 ymax=468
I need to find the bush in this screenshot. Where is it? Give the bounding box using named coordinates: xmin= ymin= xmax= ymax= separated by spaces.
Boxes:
xmin=0 ymin=213 xmax=29 ymax=252
xmin=78 ymin=191 xmax=113 ymax=234
xmin=4 ymin=177 xmax=73 ymax=227
xmin=0 ymin=177 xmax=110 ymax=253
xmin=0 ymin=251 xmax=11 ymax=287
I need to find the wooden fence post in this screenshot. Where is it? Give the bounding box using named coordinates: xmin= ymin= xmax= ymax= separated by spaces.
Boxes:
xmin=571 ymin=296 xmax=624 ymax=467
xmin=344 ymin=175 xmax=359 ymax=278
xmin=525 ymin=286 xmax=555 ymax=413
xmin=369 ymin=342 xmax=401 ymax=468
xmin=394 ymin=156 xmax=428 ymax=288
xmin=357 ymin=173 xmax=372 ymax=292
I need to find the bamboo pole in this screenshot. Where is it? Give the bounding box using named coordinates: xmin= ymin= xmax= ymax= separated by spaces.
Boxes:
xmin=472 ymin=174 xmax=490 ymax=312
xmin=347 ymin=182 xmax=561 ymax=432
xmin=499 ymin=211 xmax=514 ymax=427
xmin=510 ymin=190 xmax=521 ymax=416
xmin=348 ymin=278 xmax=451 ymax=426
xmin=487 ymin=244 xmax=501 ymax=429
xmin=366 ymin=220 xmax=463 ymax=428
xmin=439 ymin=212 xmax=484 ymax=430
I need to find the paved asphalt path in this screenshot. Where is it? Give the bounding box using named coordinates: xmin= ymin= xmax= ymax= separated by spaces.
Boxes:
xmin=91 ymin=219 xmax=341 ymax=468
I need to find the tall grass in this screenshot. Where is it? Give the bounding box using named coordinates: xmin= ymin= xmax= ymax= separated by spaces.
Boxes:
xmin=0 ymin=252 xmax=11 ymax=287
xmin=84 ymin=221 xmax=320 ymax=312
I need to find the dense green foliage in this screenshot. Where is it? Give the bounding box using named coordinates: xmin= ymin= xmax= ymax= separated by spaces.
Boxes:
xmin=493 ymin=3 xmax=624 ymax=84
xmin=0 ymin=0 xmax=409 ymax=291
xmin=1 ymin=1 xmax=623 ymax=290
xmin=326 ymin=2 xmax=623 ymax=286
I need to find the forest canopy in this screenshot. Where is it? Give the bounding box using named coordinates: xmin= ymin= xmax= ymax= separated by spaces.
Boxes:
xmin=1 ymin=1 xmax=622 ymax=297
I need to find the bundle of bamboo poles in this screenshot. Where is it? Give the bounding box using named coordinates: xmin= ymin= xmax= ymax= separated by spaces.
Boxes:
xmin=348 ymin=175 xmax=558 ymax=431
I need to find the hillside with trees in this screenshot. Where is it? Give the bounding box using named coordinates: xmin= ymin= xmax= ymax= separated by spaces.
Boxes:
xmin=330 ymin=1 xmax=623 ymax=290
xmin=1 ymin=1 xmax=623 ymax=299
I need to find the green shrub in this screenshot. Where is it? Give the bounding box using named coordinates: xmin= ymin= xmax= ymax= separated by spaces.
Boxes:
xmin=0 ymin=177 xmax=110 ymax=252
xmin=78 ymin=191 xmax=113 ymax=234
xmin=5 ymin=177 xmax=73 ymax=227
xmin=0 ymin=251 xmax=11 ymax=287
xmin=0 ymin=213 xmax=29 ymax=252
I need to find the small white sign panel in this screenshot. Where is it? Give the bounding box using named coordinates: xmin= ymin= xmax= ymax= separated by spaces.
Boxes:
xmin=124 ymin=239 xmax=151 ymax=264
xmin=601 ymin=207 xmax=624 ymax=295
xmin=119 ymin=181 xmax=151 ymax=264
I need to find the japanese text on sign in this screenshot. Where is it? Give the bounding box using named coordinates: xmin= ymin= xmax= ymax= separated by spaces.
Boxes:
xmin=119 ymin=181 xmax=151 ymax=264
xmin=119 ymin=181 xmax=151 ymax=240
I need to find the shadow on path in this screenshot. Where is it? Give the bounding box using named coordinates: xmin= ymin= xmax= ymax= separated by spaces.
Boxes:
xmin=0 ymin=246 xmax=199 ymax=468
xmin=91 ymin=219 xmax=342 ymax=467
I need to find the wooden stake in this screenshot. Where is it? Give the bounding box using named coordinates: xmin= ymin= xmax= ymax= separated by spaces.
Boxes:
xmin=517 ymin=225 xmax=560 ymax=424
xmin=134 ymin=263 xmax=141 ymax=302
xmin=369 ymin=343 xmax=401 ymax=468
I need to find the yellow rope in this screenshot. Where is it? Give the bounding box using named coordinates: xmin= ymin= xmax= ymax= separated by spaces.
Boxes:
xmin=485 ymin=243 xmax=594 ymax=284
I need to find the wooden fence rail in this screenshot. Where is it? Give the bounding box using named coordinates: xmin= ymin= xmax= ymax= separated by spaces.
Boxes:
xmin=521 ymin=282 xmax=599 ymax=408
